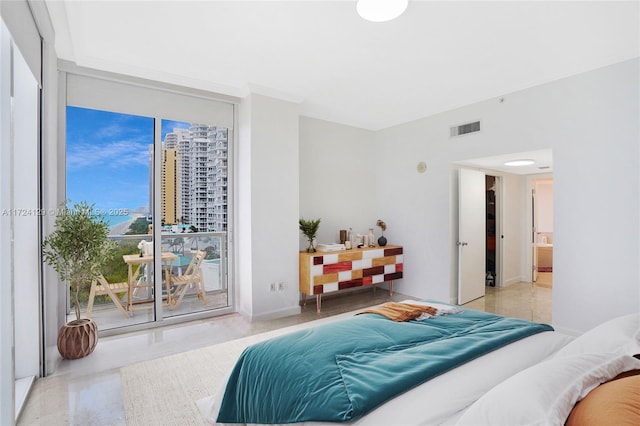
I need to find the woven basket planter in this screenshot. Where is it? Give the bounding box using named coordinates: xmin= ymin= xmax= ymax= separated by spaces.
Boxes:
xmin=57 ymin=318 xmax=98 ymax=359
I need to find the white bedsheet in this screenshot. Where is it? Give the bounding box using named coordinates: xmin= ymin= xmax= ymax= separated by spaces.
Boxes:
xmin=196 ymin=331 xmax=572 ymax=425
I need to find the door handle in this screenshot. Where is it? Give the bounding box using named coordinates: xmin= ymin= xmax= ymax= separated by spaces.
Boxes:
xmin=456 ymin=241 xmax=468 ymax=246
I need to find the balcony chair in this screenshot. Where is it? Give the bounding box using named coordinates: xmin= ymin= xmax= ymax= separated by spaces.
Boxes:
xmin=169 ymin=250 xmax=207 ymax=309
xmin=87 ymin=275 xmax=129 ymax=319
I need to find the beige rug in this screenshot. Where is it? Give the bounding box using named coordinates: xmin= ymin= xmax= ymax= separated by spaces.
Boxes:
xmin=120 ymin=311 xmax=359 ymax=425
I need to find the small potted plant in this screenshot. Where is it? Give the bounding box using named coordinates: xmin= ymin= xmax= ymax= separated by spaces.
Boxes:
xmin=376 ymin=219 xmax=387 ymax=246
xmin=299 ymin=218 xmax=321 ymax=253
xmin=42 ymin=200 xmax=117 ymax=359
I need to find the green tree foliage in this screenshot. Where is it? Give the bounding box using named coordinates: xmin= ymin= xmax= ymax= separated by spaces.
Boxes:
xmin=126 ymin=217 xmax=151 ymax=235
xmin=42 ymin=201 xmax=117 ymax=320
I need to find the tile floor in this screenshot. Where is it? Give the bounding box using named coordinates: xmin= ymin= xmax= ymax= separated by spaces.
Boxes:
xmin=18 ymin=282 xmax=551 ymax=425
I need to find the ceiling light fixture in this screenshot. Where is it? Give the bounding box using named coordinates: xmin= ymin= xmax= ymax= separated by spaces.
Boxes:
xmin=356 ymin=0 xmax=409 ymax=23
xmin=504 ymin=159 xmax=535 ymax=167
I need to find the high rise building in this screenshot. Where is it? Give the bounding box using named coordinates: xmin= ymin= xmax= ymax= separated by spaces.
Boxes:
xmin=166 ymin=128 xmax=191 ymax=224
xmin=211 ymin=127 xmax=228 ymax=231
xmin=161 ymin=124 xmax=228 ymax=232
xmin=161 ymin=148 xmax=177 ymax=225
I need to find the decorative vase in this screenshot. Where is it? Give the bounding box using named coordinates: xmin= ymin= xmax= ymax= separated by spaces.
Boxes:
xmin=368 ymin=228 xmax=375 ymax=247
xmin=57 ymin=318 xmax=98 ymax=360
xmin=378 ymin=235 xmax=387 ymax=246
xmin=306 ymin=239 xmax=316 ymax=253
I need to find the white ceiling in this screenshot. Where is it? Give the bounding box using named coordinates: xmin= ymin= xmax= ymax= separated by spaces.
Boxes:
xmin=45 ymin=1 xmax=639 ymax=131
xmin=454 ymin=149 xmax=553 ymax=175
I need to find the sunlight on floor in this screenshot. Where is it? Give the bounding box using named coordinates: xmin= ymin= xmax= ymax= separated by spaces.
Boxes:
xmin=463 ymin=282 xmax=552 ymax=324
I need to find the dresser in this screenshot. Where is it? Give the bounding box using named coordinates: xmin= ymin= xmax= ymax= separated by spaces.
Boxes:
xmin=299 ymin=245 xmax=403 ymax=313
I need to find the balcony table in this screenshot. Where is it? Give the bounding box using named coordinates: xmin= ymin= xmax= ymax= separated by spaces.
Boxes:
xmin=122 ymin=252 xmax=177 ymax=314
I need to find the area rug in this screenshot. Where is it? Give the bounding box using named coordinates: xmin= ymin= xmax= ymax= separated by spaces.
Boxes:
xmin=120 ymin=311 xmax=359 ymax=425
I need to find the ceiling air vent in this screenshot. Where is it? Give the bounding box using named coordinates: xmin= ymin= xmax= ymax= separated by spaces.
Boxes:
xmin=450 ymin=121 xmax=481 ymax=137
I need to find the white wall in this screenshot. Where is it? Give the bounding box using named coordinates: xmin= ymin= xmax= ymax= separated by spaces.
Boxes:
xmin=237 ymin=94 xmax=301 ymax=320
xmin=298 ymin=117 xmax=378 ymax=247
xmin=236 ymin=95 xmax=253 ymax=318
xmin=374 ymin=59 xmax=639 ymax=334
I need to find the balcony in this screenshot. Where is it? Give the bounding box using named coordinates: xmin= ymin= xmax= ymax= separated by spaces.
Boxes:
xmin=75 ymin=232 xmax=230 ymax=331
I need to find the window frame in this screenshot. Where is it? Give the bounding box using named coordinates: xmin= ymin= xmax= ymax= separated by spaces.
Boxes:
xmin=59 ymin=63 xmax=238 ymax=334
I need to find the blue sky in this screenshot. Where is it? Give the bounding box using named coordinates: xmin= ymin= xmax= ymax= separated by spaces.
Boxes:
xmin=66 ymin=106 xmax=189 ymax=213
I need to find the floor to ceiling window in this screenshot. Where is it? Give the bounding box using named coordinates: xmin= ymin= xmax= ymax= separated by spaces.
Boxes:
xmin=1 ymin=9 xmax=42 ymax=422
xmin=62 ymin=69 xmax=236 ymax=332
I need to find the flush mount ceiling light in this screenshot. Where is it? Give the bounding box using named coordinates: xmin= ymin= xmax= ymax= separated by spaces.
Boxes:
xmin=356 ymin=0 xmax=409 ymax=22
xmin=504 ymin=159 xmax=535 ymax=167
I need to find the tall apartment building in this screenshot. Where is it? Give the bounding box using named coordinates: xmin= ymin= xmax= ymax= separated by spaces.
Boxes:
xmin=164 ymin=128 xmax=190 ymax=224
xmin=161 ymin=124 xmax=228 ymax=232
xmin=210 ymin=127 xmax=228 ymax=231
xmin=189 ymin=123 xmax=210 ymax=232
xmin=161 ymin=148 xmax=178 ymax=225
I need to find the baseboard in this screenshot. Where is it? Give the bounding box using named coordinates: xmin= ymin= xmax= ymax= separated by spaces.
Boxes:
xmin=500 ymin=276 xmax=527 ymax=287
xmin=250 ymin=305 xmax=301 ymax=321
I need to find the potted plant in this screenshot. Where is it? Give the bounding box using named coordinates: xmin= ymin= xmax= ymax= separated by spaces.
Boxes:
xmin=42 ymin=200 xmax=117 ymax=359
xmin=299 ymin=218 xmax=321 ymax=253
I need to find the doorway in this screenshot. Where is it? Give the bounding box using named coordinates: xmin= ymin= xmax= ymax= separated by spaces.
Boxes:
xmin=532 ymin=178 xmax=553 ymax=287
xmin=485 ymin=175 xmax=498 ymax=287
xmin=454 ymin=149 xmax=553 ymax=304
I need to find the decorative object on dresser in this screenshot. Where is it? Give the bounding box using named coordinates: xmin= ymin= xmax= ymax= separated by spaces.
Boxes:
xmin=299 ymin=217 xmax=321 ymax=253
xmin=376 ymin=219 xmax=388 ymax=246
xmin=299 ymin=245 xmax=403 ymax=313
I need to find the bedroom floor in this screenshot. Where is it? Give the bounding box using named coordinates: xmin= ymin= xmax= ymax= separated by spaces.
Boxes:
xmin=18 ymin=282 xmax=551 ymax=425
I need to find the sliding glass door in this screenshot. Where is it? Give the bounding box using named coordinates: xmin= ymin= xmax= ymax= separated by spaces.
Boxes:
xmin=159 ymin=121 xmax=229 ymax=319
xmin=64 ymin=73 xmax=234 ymax=332
xmin=66 ymin=106 xmax=158 ymax=328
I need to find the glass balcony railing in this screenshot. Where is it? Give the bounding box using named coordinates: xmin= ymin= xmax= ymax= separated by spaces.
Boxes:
xmin=79 ymin=232 xmax=229 ymax=331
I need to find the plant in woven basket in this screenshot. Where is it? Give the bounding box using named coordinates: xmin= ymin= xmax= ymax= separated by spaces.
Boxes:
xmin=299 ymin=218 xmax=321 ymax=253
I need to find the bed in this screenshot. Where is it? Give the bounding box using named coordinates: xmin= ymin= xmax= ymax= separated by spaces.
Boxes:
xmin=197 ymin=301 xmax=640 ymax=425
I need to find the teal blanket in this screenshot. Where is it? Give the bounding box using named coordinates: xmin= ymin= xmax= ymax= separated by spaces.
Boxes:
xmin=217 ymin=306 xmax=553 ymax=424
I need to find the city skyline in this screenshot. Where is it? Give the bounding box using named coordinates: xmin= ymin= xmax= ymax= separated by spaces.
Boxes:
xmin=160 ymin=124 xmax=229 ymax=232
xmin=67 ymin=106 xmax=228 ymax=232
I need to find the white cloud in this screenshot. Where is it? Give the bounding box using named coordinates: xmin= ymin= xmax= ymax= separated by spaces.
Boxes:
xmin=67 ymin=138 xmax=151 ymax=170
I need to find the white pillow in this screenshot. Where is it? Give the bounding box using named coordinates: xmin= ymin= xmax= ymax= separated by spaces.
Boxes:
xmin=455 ymin=353 xmax=640 ymax=426
xmin=554 ymin=313 xmax=640 ymax=358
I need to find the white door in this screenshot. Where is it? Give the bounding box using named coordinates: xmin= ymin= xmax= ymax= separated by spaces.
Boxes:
xmin=458 ymin=168 xmax=486 ymax=304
